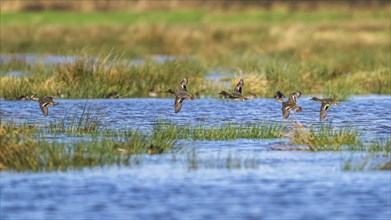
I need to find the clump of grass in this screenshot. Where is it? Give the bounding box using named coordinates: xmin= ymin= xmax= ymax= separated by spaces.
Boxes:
xmin=0 ymin=117 xmax=36 ymax=134
xmin=0 ymin=128 xmax=175 ymax=172
xmin=153 ymin=120 xmax=285 ymax=140
xmin=343 ymin=139 xmax=390 ymax=171
xmin=288 ymin=122 xmax=361 ymax=151
xmin=366 ymin=139 xmax=391 ymax=153
xmin=46 ymin=103 xmax=103 ymax=134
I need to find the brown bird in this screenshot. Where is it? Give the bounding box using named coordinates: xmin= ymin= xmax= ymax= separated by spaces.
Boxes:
xmin=275 ymin=91 xmax=302 ymax=119
xmin=310 ymin=97 xmax=339 ymax=121
xmin=31 ymin=94 xmax=59 ymax=116
xmin=218 ymin=79 xmax=247 ymax=101
xmin=165 ymin=78 xmax=195 ymax=113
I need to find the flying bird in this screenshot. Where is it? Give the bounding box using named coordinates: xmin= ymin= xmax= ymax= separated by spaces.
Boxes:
xmin=165 ymin=77 xmax=195 ymax=113
xmin=275 ymin=91 xmax=302 ymax=119
xmin=310 ymin=97 xmax=339 ymax=121
xmin=31 ymin=94 xmax=59 ymax=116
xmin=218 ymin=79 xmax=247 ymax=101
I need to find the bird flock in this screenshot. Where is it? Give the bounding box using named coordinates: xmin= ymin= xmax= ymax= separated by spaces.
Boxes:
xmin=31 ymin=77 xmax=339 ymax=121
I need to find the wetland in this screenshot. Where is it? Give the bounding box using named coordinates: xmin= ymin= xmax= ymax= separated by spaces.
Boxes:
xmin=1 ymin=5 xmax=390 ymax=220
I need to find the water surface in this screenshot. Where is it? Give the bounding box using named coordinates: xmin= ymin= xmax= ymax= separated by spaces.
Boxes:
xmin=1 ymin=96 xmax=390 ymax=219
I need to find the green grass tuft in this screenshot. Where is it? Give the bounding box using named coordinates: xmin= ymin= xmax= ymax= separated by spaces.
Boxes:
xmin=153 ymin=120 xmax=285 ymax=140
xmin=288 ymin=122 xmax=361 ymax=151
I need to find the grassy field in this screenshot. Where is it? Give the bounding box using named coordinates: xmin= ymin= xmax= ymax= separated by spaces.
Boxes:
xmin=0 ymin=8 xmax=390 ymax=99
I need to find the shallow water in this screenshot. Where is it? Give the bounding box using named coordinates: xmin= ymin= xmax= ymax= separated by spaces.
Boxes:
xmin=1 ymin=96 xmax=390 ymax=219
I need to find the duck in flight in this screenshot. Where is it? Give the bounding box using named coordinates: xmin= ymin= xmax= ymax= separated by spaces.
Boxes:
xmin=310 ymin=97 xmax=339 ymax=121
xmin=165 ymin=77 xmax=195 ymax=113
xmin=218 ymin=79 xmax=247 ymax=101
xmin=31 ymin=94 xmax=59 ymax=116
xmin=275 ymin=91 xmax=302 ymax=119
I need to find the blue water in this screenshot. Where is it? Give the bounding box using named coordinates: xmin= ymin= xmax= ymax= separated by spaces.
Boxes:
xmin=1 ymin=96 xmax=390 ymax=220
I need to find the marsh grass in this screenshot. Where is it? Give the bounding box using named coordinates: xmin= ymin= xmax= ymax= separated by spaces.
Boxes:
xmin=343 ymin=140 xmax=391 ymax=171
xmin=288 ymin=122 xmax=361 ymax=151
xmin=153 ymin=120 xmax=285 ymax=140
xmin=0 ymin=117 xmax=36 ymax=134
xmin=0 ymin=126 xmax=176 ymax=172
xmin=1 ymin=8 xmax=390 ymax=99
xmin=46 ymin=103 xmax=103 ymax=134
xmin=0 ymin=54 xmax=209 ymax=99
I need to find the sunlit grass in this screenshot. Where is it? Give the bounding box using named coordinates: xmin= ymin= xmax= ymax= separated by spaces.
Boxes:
xmin=287 ymin=122 xmax=362 ymax=151
xmin=0 ymin=124 xmax=176 ymax=172
xmin=153 ymin=121 xmax=285 ymax=140
xmin=1 ymin=7 xmax=390 ymax=99
xmin=46 ymin=103 xmax=104 ymax=134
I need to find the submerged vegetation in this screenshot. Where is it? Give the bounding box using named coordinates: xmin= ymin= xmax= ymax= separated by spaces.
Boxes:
xmin=343 ymin=140 xmax=391 ymax=171
xmin=184 ymin=149 xmax=261 ymax=170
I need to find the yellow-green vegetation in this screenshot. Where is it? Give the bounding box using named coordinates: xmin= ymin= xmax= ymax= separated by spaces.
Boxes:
xmin=0 ymin=55 xmax=207 ymax=99
xmin=0 ymin=117 xmax=175 ymax=172
xmin=153 ymin=121 xmax=285 ymax=140
xmin=288 ymin=123 xmax=361 ymax=151
xmin=1 ymin=8 xmax=390 ymax=99
xmin=47 ymin=103 xmax=103 ymax=133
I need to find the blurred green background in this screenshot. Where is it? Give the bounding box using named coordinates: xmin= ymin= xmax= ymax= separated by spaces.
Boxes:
xmin=1 ymin=0 xmax=390 ymax=99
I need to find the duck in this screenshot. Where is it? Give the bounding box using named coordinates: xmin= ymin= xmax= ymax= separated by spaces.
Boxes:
xmin=16 ymin=95 xmax=28 ymax=100
xmin=165 ymin=77 xmax=195 ymax=113
xmin=246 ymin=92 xmax=257 ymax=100
xmin=31 ymin=94 xmax=59 ymax=117
xmin=106 ymin=92 xmax=119 ymax=99
xmin=310 ymin=97 xmax=339 ymax=121
xmin=275 ymin=91 xmax=302 ymax=119
xmin=148 ymin=89 xmax=159 ymax=97
xmin=218 ymin=79 xmax=247 ymax=101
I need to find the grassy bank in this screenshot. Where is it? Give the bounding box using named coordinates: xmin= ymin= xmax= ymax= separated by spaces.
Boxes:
xmin=1 ymin=9 xmax=390 ymax=99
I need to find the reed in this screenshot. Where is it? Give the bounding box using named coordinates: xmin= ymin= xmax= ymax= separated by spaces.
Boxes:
xmin=153 ymin=120 xmax=285 ymax=140
xmin=0 ymin=127 xmax=175 ymax=172
xmin=0 ymin=117 xmax=36 ymax=134
xmin=46 ymin=103 xmax=103 ymax=134
xmin=288 ymin=122 xmax=361 ymax=151
xmin=1 ymin=8 xmax=389 ymax=99
xmin=343 ymin=156 xmax=391 ymax=171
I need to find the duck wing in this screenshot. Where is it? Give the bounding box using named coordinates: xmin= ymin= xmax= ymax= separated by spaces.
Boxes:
xmin=319 ymin=103 xmax=330 ymax=121
xmin=282 ymin=106 xmax=291 ymax=119
xmin=275 ymin=91 xmax=285 ymax=102
xmin=39 ymin=103 xmax=49 ymax=116
xmin=233 ymin=79 xmax=244 ymax=95
xmin=174 ymin=97 xmax=185 ymax=113
xmin=178 ymin=78 xmax=188 ymax=92
xmin=288 ymin=91 xmax=301 ymax=102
